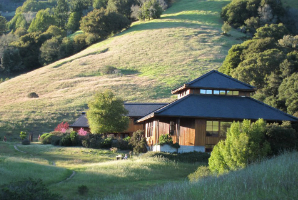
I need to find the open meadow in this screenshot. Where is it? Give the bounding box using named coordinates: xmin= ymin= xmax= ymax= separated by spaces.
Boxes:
xmin=0 ymin=141 xmax=203 ymax=199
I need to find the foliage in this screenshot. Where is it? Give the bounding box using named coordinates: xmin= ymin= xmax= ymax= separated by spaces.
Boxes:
xmin=101 ymin=65 xmax=116 ymax=74
xmin=209 ymin=119 xmax=271 ymax=174
xmin=60 ymin=134 xmax=72 ymax=146
xmin=40 ymin=133 xmax=53 ymax=144
xmin=129 ymin=130 xmax=147 ymax=153
xmin=93 ymin=0 xmax=109 ymax=9
xmin=51 ymin=135 xmax=61 ymax=146
xmin=188 ymin=165 xmax=211 ymax=182
xmin=27 ymin=9 xmax=57 ymax=33
xmin=80 ymin=8 xmax=131 ymax=39
xmin=221 ymin=21 xmax=231 ymax=34
xmin=67 ymin=12 xmax=82 ymax=33
xmin=73 ymin=33 xmax=88 ymax=52
xmin=78 ymin=128 xmax=88 ymax=136
xmin=54 ymin=0 xmax=69 ymax=29
xmin=21 ymin=138 xmax=30 ymax=145
xmin=20 ymin=131 xmax=27 ymax=140
xmin=78 ymin=185 xmax=89 ymax=195
xmin=27 ymin=92 xmax=39 ymax=98
xmin=39 ymin=37 xmax=61 ymax=65
xmin=142 ymin=151 xmax=210 ymax=163
xmin=0 ymin=16 xmax=7 ymax=35
xmin=106 ymin=0 xmax=137 ymax=19
xmin=131 ymin=0 xmax=163 ymax=20
xmin=116 ymin=137 xmax=133 ymax=150
xmin=159 ymin=134 xmax=173 ymax=145
xmin=220 ymin=0 xmax=285 ymax=32
xmin=266 ymin=122 xmax=298 ymax=155
xmin=110 ymin=147 xmax=118 ymax=153
xmin=54 ymin=122 xmax=69 ymax=133
xmin=254 ymin=23 xmax=289 ymax=40
xmin=7 ymin=13 xmax=28 ymax=31
xmin=86 ymin=90 xmax=129 ymax=134
xmin=0 ymin=178 xmax=61 ymax=200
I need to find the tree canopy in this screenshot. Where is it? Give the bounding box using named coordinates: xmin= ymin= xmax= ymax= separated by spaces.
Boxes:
xmin=86 ymin=90 xmax=129 ymax=134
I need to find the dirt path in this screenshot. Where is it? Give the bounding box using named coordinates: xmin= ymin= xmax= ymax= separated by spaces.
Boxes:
xmin=14 ymin=144 xmax=76 ymax=183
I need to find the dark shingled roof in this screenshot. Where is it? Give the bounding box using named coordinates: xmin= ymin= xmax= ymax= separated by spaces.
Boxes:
xmin=138 ymin=94 xmax=298 ymax=122
xmin=69 ymin=103 xmax=167 ymax=127
xmin=172 ymin=70 xmax=255 ymax=94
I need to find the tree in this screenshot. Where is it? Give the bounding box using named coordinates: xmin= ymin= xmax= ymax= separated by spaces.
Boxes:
xmin=86 ymin=90 xmax=129 ymax=134
xmin=20 ymin=131 xmax=28 ymax=140
xmin=0 ymin=16 xmax=7 ymax=35
xmin=129 ymin=130 xmax=147 ymax=153
xmin=66 ymin=12 xmax=81 ymax=33
xmin=80 ymin=8 xmax=130 ymax=39
xmin=221 ymin=21 xmax=231 ymax=34
xmin=54 ymin=0 xmax=69 ymax=29
xmin=93 ymin=0 xmax=109 ymax=9
xmin=209 ymin=119 xmax=271 ymax=174
xmin=106 ymin=0 xmax=137 ymax=19
xmin=39 ymin=37 xmax=61 ymax=65
xmin=28 ymin=9 xmax=57 ymax=33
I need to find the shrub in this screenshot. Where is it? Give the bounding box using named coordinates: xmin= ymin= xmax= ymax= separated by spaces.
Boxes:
xmin=27 ymin=92 xmax=39 ymax=98
xmin=129 ymin=130 xmax=147 ymax=153
xmin=60 ymin=134 xmax=72 ymax=146
xmin=117 ymin=137 xmax=133 ymax=150
xmin=159 ymin=134 xmax=173 ymax=145
xmin=51 ymin=136 xmax=61 ymax=146
xmin=82 ymin=139 xmax=90 ymax=148
xmin=110 ymin=147 xmax=118 ymax=153
xmin=78 ymin=128 xmax=88 ymax=136
xmin=266 ymin=122 xmax=298 ymax=155
xmin=209 ymin=119 xmax=271 ymax=174
xmin=20 ymin=131 xmax=28 ymax=140
xmin=101 ymin=66 xmax=116 ymax=75
xmin=188 ymin=166 xmax=211 ymax=182
xmin=141 ymin=151 xmax=210 ymax=163
xmin=22 ymin=139 xmax=30 ymax=145
xmin=40 ymin=133 xmax=53 ymax=144
xmin=101 ymin=137 xmax=113 ymax=149
xmin=54 ymin=122 xmax=69 ymax=133
xmin=77 ymin=185 xmax=88 ymax=195
xmin=70 ymin=131 xmax=78 ymax=146
xmin=0 ymin=178 xmax=61 ymax=200
xmin=222 ymin=22 xmax=231 ymax=34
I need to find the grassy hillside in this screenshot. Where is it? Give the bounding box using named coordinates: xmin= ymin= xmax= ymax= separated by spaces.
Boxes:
xmin=105 ymin=151 xmax=298 ymax=200
xmin=0 ymin=0 xmax=246 ymax=137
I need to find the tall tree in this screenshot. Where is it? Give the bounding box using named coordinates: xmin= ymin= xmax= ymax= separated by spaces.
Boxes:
xmin=28 ymin=9 xmax=57 ymax=33
xmin=54 ymin=0 xmax=69 ymax=29
xmin=86 ymin=90 xmax=129 ymax=134
xmin=0 ymin=16 xmax=7 ymax=35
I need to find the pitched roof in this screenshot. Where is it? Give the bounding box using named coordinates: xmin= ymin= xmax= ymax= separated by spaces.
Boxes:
xmin=172 ymin=70 xmax=255 ymax=94
xmin=69 ymin=103 xmax=167 ymax=128
xmin=138 ymin=94 xmax=298 ymax=122
xmin=124 ymin=103 xmax=168 ymax=117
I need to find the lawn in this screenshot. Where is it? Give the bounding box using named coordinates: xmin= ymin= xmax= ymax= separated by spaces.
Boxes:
xmin=0 ymin=142 xmax=202 ymax=199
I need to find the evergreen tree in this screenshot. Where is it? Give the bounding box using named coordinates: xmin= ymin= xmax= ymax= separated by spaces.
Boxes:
xmin=0 ymin=16 xmax=7 ymax=35
xmin=54 ymin=0 xmax=69 ymax=29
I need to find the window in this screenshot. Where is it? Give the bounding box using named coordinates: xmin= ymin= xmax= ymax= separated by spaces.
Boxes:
xmin=227 ymin=90 xmax=239 ymax=96
xmin=200 ymin=89 xmax=206 ymax=94
xmin=206 ymin=121 xmax=232 ymax=137
xmin=219 ymin=90 xmax=226 ymax=95
xmin=169 ymin=121 xmax=175 ymax=135
xmin=206 ymin=90 xmax=212 ymax=94
xmin=206 ymin=121 xmax=219 ymax=136
xmin=220 ymin=122 xmax=232 ymax=137
xmin=214 ymin=90 xmax=220 ymax=95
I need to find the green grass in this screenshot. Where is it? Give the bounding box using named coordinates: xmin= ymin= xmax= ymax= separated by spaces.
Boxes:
xmin=0 ymin=142 xmax=202 ymax=199
xmin=1 ymin=0 xmax=245 ymax=138
xmin=103 ymin=151 xmax=298 ymax=200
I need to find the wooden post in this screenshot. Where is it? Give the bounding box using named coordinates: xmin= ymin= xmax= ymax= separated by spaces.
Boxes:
xmin=156 ymin=120 xmax=159 ymax=145
xmin=176 ymin=118 xmax=180 ymax=144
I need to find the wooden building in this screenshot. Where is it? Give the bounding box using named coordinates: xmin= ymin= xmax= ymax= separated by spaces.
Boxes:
xmin=137 ymin=70 xmax=298 ymax=152
xmin=69 ymin=103 xmax=167 ymax=138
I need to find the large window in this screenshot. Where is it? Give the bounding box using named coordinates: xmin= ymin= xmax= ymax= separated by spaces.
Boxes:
xmin=206 ymin=121 xmax=232 ymax=137
xmin=206 ymin=121 xmax=219 ymax=136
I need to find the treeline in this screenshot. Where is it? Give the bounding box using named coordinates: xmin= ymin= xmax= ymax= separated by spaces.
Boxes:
xmin=220 ymin=1 xmax=298 ymax=117
xmin=0 ymin=0 xmax=170 ymax=75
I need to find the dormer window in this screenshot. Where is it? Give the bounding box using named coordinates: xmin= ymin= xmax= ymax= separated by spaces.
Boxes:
xmin=199 ymin=89 xmax=240 ymax=96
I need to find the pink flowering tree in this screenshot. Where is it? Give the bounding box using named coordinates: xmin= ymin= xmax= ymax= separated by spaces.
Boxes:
xmin=54 ymin=122 xmax=69 ymax=133
xmin=78 ymin=128 xmax=88 ymax=136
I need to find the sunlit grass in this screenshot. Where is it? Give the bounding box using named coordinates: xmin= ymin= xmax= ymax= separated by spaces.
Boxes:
xmin=103 ymin=151 xmax=298 ymax=200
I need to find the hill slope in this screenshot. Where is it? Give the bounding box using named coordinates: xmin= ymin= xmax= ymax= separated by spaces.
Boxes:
xmin=0 ymin=0 xmax=246 ymax=137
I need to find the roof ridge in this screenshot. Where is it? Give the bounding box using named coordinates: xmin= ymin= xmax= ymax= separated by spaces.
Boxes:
xmin=154 ymin=95 xmax=193 ymax=114
xmin=187 ymin=70 xmax=255 ymax=89
xmin=247 ymin=97 xmax=298 ymax=121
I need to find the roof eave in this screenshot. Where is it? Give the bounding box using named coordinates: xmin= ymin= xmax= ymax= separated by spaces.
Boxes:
xmin=137 ymin=113 xmax=155 ymax=123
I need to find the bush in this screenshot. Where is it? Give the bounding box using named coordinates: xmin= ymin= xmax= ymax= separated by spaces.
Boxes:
xmin=51 ymin=136 xmax=61 ymax=146
xmin=40 ymin=133 xmax=53 ymax=144
xmin=159 ymin=134 xmax=173 ymax=145
xmin=266 ymin=122 xmax=298 ymax=155
xmin=0 ymin=178 xmax=61 ymax=200
xmin=101 ymin=137 xmax=113 ymax=149
xmin=188 ymin=166 xmax=211 ymax=182
xmin=78 ymin=185 xmax=88 ymax=195
xmin=117 ymin=137 xmax=133 ymax=150
xmin=22 ymin=139 xmax=30 ymax=145
xmin=82 ymin=139 xmax=90 ymax=148
xmin=20 ymin=131 xmax=27 ymax=140
xmin=70 ymin=131 xmax=78 ymax=146
xmin=129 ymin=130 xmax=147 ymax=153
xmin=27 ymin=92 xmax=39 ymax=98
xmin=60 ymin=134 xmax=72 ymax=146
xmin=101 ymin=66 xmax=116 ymax=75
xmin=141 ymin=151 xmax=210 ymax=163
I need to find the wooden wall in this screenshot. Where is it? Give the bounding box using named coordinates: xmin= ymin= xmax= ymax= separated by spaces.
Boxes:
xmin=126 ymin=118 xmax=144 ymax=133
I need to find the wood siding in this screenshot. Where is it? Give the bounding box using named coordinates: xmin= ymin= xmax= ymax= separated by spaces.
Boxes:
xmin=126 ymin=118 xmax=144 ymax=133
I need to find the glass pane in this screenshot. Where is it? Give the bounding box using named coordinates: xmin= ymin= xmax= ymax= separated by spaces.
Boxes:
xmin=220 ymin=90 xmax=226 ymax=95
xmin=233 ymin=91 xmax=239 ymax=95
xmin=206 ymin=90 xmax=212 ymax=94
xmin=206 ymin=121 xmax=212 ymax=126
xmin=214 ymin=90 xmax=219 ymax=95
xmin=227 ymin=90 xmax=233 ymax=95
xmin=200 ymin=89 xmax=206 ymax=94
